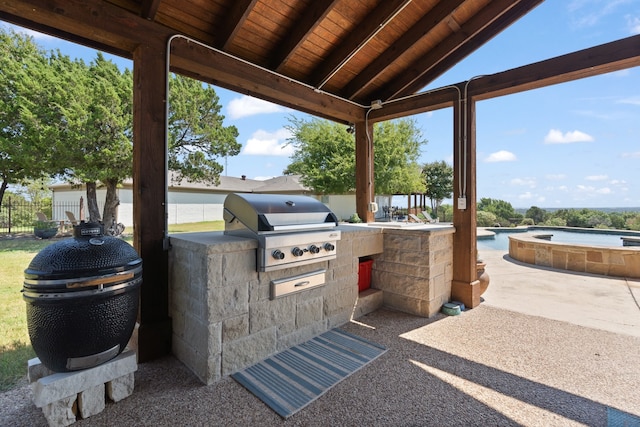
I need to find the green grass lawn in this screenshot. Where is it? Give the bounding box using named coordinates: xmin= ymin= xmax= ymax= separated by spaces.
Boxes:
xmin=0 ymin=220 xmax=223 ymax=392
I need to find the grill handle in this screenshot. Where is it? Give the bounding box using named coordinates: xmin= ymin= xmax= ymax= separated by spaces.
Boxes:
xmin=66 ymin=271 xmax=135 ymax=289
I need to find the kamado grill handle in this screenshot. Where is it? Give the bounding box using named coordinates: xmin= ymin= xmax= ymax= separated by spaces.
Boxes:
xmin=66 ymin=271 xmax=135 ymax=289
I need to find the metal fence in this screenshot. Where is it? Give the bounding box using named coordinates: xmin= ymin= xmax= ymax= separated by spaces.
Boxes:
xmin=0 ymin=198 xmax=88 ymax=236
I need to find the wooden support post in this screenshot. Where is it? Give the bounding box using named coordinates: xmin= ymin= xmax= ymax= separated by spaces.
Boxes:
xmin=451 ymin=90 xmax=479 ymax=309
xmin=132 ymin=43 xmax=172 ymax=361
xmin=355 ymin=120 xmax=375 ymax=223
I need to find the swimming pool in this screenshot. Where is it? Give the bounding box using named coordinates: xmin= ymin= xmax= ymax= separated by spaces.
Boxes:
xmin=477 ymin=226 xmax=640 ymax=251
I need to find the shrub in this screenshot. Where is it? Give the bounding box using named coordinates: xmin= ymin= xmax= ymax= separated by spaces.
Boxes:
xmin=477 ymin=211 xmax=497 ymax=227
xmin=348 ymin=213 xmax=362 ymax=223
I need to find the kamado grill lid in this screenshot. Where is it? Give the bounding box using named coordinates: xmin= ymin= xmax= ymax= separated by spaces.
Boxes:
xmin=24 ymin=222 xmax=142 ymax=292
xmin=224 ymin=193 xmax=338 ymax=233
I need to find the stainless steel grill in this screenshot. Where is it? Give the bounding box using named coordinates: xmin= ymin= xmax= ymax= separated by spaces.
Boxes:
xmin=223 ymin=193 xmax=341 ymax=272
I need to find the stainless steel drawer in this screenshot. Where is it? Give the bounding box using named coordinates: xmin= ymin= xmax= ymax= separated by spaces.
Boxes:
xmin=270 ymin=269 xmax=326 ymax=299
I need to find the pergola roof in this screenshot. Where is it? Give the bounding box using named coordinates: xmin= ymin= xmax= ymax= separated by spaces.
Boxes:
xmin=2 ymin=0 xmax=544 ymax=123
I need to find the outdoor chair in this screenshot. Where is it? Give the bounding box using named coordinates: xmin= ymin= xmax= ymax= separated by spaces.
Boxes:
xmin=421 ymin=211 xmax=437 ymax=223
xmin=36 ymin=212 xmax=49 ymax=222
xmin=65 ymin=211 xmax=79 ymax=226
xmin=408 ymin=213 xmax=425 ymax=223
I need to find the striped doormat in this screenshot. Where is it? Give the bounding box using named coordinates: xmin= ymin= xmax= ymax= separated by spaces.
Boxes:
xmin=231 ymin=328 xmax=387 ymax=419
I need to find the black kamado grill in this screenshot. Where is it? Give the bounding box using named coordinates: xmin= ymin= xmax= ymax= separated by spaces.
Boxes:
xmin=23 ymin=222 xmax=142 ymax=372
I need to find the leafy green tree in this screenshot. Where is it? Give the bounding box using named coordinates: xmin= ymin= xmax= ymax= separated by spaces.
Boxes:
xmin=285 ymin=117 xmax=425 ymax=195
xmin=0 ymin=29 xmax=54 ymax=209
xmin=525 ymin=206 xmax=547 ymax=224
xmin=476 ymin=210 xmax=497 ymax=227
xmin=49 ymin=53 xmax=134 ymax=224
xmin=422 ymin=161 xmax=453 ymax=218
xmin=168 ymin=74 xmax=241 ymax=186
xmin=478 ymin=198 xmax=518 ymax=225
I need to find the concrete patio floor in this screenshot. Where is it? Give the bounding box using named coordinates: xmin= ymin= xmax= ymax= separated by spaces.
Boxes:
xmin=2 ymin=249 xmax=639 ymax=426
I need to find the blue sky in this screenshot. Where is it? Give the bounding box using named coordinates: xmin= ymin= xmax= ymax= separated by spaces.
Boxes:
xmin=3 ymin=1 xmax=639 ymax=208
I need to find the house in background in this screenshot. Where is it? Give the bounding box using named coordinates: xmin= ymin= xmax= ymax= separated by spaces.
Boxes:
xmin=50 ymin=174 xmax=381 ymax=226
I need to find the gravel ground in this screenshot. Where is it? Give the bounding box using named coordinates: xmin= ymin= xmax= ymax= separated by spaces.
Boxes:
xmin=2 ymin=305 xmax=639 ymax=427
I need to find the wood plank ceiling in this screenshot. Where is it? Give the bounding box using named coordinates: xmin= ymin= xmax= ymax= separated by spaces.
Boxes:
xmin=0 ymin=0 xmax=544 ymax=123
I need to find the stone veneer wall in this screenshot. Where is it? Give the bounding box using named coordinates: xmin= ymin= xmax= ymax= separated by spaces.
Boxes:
xmin=509 ymin=233 xmax=640 ymax=278
xmin=371 ymin=227 xmax=454 ymax=317
xmin=168 ymin=225 xmax=384 ymax=385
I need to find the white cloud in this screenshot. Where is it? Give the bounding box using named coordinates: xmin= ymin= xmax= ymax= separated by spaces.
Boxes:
xmin=618 ymin=96 xmax=640 ymax=105
xmin=622 ymin=151 xmax=640 ymax=158
xmin=252 ymin=176 xmax=275 ymax=181
xmin=227 ymin=96 xmax=289 ymax=119
xmin=484 ymin=150 xmax=516 ymax=162
xmin=585 ymin=174 xmax=608 ymax=181
xmin=510 ymin=178 xmax=536 ymax=187
xmin=596 ymin=187 xmax=612 ymax=195
xmin=627 ymin=15 xmax=640 ymax=34
xmin=518 ymin=192 xmax=533 ymax=200
xmin=241 ymin=128 xmax=294 ymax=156
xmin=545 ymin=174 xmax=567 ymax=181
xmin=543 ymin=129 xmax=594 ymax=144
xmin=609 ymin=179 xmax=627 ymax=185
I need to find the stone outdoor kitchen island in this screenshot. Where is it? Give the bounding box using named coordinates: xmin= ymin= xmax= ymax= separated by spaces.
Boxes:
xmin=168 ymin=223 xmax=454 ymax=384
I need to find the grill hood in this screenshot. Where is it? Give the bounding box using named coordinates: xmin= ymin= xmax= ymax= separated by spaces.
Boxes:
xmin=223 ymin=193 xmax=338 ymax=234
xmin=223 ymin=193 xmax=341 ymax=272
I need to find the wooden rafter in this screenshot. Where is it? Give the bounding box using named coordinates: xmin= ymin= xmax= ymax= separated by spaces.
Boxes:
xmin=218 ymin=0 xmax=259 ymax=50
xmin=310 ymin=0 xmax=412 ymax=90
xmin=342 ymin=0 xmax=466 ymax=101
xmin=271 ymin=0 xmax=338 ymax=72
xmin=376 ymin=0 xmax=543 ymax=102
xmin=140 ymin=0 xmax=162 ymax=20
xmin=169 ymin=37 xmax=364 ymax=124
xmin=368 ymin=34 xmax=640 ymax=123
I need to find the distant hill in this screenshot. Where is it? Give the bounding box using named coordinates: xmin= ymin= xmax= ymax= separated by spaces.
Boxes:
xmin=515 ymin=207 xmax=640 ymax=214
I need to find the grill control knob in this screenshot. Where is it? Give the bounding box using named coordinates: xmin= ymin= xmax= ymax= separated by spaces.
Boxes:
xmin=291 ymin=247 xmax=304 ymax=257
xmin=323 ymin=242 xmax=335 ymax=251
xmin=272 ymin=249 xmax=285 ymax=260
xmin=309 ymin=245 xmax=320 ymax=254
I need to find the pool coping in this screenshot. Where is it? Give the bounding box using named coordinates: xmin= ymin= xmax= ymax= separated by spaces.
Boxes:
xmin=508 ymin=232 xmax=640 ymax=278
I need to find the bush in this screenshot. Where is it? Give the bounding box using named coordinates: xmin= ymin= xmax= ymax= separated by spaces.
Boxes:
xmin=520 ymin=218 xmax=534 ymax=226
xmin=543 ymin=217 xmax=567 ymax=226
xmin=348 ymin=213 xmax=362 ymax=223
xmin=477 ymin=211 xmax=497 ymax=227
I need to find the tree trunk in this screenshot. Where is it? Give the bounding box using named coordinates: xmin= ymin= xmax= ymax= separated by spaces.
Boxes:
xmin=0 ymin=180 xmax=7 ymax=210
xmin=102 ymin=178 xmax=120 ymax=229
xmin=86 ymin=182 xmax=101 ymax=222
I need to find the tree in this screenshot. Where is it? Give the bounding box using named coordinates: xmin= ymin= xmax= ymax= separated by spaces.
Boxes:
xmin=168 ymin=74 xmax=241 ymax=186
xmin=477 ymin=198 xmax=518 ymax=226
xmin=0 ymin=29 xmax=54 ymax=209
xmin=285 ymin=117 xmax=425 ymax=195
xmin=525 ymin=206 xmax=547 ymax=224
xmin=422 ymin=161 xmax=453 ymax=217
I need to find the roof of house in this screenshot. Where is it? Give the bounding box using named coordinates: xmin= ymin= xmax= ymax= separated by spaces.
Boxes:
xmin=50 ymin=174 xmax=310 ymax=195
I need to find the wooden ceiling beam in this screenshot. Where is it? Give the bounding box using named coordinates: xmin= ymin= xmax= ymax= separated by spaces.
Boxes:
xmin=0 ymin=0 xmax=167 ymax=54
xmin=140 ymin=0 xmax=162 ymax=20
xmin=394 ymin=0 xmax=544 ymax=99
xmin=368 ymin=34 xmax=640 ymax=123
xmin=375 ymin=0 xmax=542 ymax=102
xmin=310 ymin=0 xmax=412 ymax=90
xmin=217 ymin=0 xmax=259 ymax=50
xmin=468 ymin=33 xmax=640 ymax=100
xmin=342 ymin=0 xmax=466 ymax=101
xmin=0 ymin=0 xmax=365 ymax=124
xmin=271 ymin=0 xmax=338 ymax=72
xmin=169 ymin=37 xmax=364 ymax=124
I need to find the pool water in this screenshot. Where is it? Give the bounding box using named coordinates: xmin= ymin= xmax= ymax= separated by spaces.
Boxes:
xmin=477 ymin=228 xmax=638 ymax=251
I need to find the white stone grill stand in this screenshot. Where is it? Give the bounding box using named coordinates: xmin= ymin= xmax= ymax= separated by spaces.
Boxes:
xmin=27 ymin=349 xmax=137 ymax=426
